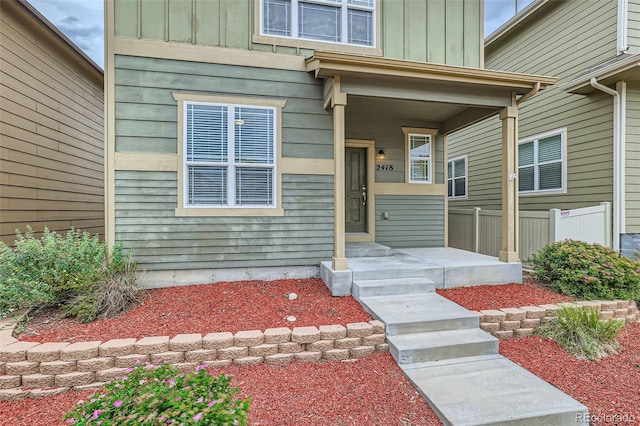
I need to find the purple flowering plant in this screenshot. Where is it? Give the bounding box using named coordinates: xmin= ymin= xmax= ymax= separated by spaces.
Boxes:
xmin=63 ymin=362 xmax=250 ymax=425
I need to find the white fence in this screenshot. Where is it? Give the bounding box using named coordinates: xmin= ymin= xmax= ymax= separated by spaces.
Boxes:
xmin=448 ymin=202 xmax=612 ymax=261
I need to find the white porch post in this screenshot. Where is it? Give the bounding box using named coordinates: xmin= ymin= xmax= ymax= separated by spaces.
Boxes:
xmin=499 ymin=105 xmax=519 ymax=263
xmin=332 ymin=83 xmax=348 ymax=271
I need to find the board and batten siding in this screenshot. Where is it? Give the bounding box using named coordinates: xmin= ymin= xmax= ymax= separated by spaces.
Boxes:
xmin=114 ymin=55 xmax=334 ymax=270
xmin=115 ymin=172 xmax=334 ymax=270
xmin=375 ymin=195 xmax=444 ymax=248
xmin=0 ymin=2 xmax=104 ymax=245
xmin=448 ymin=0 xmax=617 ymax=212
xmin=113 ymin=0 xmax=482 ymax=68
xmin=626 ymin=84 xmax=640 ymax=232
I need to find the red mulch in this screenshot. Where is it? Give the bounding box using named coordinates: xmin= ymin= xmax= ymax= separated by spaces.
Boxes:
xmin=19 ymin=278 xmax=372 ymax=343
xmin=3 ymin=277 xmax=639 ymax=425
xmin=500 ymin=323 xmax=640 ymax=426
xmin=436 ymin=280 xmax=575 ymax=311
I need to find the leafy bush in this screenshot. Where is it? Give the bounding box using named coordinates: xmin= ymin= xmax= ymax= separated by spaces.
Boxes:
xmin=537 ymin=306 xmax=624 ymax=360
xmin=63 ymin=363 xmax=250 ymax=425
xmin=0 ymin=227 xmax=140 ymax=322
xmin=530 ymin=240 xmax=640 ymax=301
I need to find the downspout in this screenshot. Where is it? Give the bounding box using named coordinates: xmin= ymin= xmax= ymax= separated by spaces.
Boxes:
xmin=590 ymin=77 xmax=624 ymax=250
xmin=617 ymin=0 xmax=629 ymax=55
xmin=517 ymin=82 xmax=540 ymax=106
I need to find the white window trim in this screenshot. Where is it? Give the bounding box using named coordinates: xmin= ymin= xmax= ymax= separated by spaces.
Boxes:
xmin=403 ymin=127 xmax=437 ymax=185
xmin=255 ymin=0 xmax=380 ymax=53
xmin=448 ymin=155 xmax=468 ymax=199
xmin=518 ymin=127 xmax=567 ymax=197
xmin=173 ymin=93 xmax=286 ymax=217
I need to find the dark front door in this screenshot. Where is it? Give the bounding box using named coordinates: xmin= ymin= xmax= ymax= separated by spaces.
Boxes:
xmin=345 ymin=147 xmax=367 ymax=233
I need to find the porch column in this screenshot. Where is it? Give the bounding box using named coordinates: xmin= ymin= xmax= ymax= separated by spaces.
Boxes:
xmin=499 ymin=105 xmax=519 ymax=263
xmin=332 ymin=89 xmax=348 ymax=271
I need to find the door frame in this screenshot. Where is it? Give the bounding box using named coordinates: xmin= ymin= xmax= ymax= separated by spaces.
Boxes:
xmin=345 ymin=139 xmax=376 ymax=243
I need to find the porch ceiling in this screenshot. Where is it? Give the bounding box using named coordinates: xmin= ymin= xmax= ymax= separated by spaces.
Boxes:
xmin=307 ymin=51 xmax=557 ymax=134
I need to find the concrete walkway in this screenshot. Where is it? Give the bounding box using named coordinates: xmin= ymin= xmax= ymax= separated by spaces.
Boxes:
xmin=327 ymin=244 xmax=589 ymax=425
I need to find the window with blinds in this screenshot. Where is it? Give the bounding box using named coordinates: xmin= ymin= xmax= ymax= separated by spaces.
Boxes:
xmin=518 ymin=130 xmax=565 ymax=194
xmin=408 ymin=133 xmax=432 ymax=183
xmin=262 ymin=0 xmax=375 ymax=47
xmin=448 ymin=156 xmax=467 ymax=198
xmin=185 ymin=103 xmax=276 ymax=207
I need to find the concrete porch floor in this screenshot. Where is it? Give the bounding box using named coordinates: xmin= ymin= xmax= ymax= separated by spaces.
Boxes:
xmin=321 ymin=244 xmax=522 ymax=297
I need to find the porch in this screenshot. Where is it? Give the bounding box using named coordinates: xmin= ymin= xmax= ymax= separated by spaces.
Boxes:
xmin=320 ymin=243 xmax=522 ymax=297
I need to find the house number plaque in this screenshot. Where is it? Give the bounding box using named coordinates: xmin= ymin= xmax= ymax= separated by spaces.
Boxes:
xmin=376 ymin=164 xmax=394 ymax=171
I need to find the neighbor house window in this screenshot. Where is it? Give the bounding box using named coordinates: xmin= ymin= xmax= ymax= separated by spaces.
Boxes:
xmin=518 ymin=128 xmax=566 ymax=194
xmin=448 ymin=156 xmax=467 ymax=198
xmin=262 ymin=0 xmax=375 ymax=46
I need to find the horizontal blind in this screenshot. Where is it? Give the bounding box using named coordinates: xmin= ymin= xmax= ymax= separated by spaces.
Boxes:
xmin=186 ymin=104 xmax=227 ymax=162
xmin=538 ymin=134 xmax=562 ymax=163
xmin=235 ymin=107 xmax=274 ymax=164
xmin=188 ymin=166 xmax=227 ymax=205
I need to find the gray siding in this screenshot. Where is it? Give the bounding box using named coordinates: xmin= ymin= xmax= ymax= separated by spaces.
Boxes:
xmin=375 ymin=195 xmax=444 ymax=248
xmin=629 ymin=0 xmax=640 ymax=54
xmin=115 ymin=55 xmax=333 ymax=159
xmin=448 ymin=0 xmax=617 ymax=212
xmin=115 ymin=172 xmax=334 ymax=270
xmin=626 ymin=84 xmax=640 ymax=232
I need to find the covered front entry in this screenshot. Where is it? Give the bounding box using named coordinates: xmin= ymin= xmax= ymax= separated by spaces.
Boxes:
xmin=306 ymin=51 xmax=556 ymax=272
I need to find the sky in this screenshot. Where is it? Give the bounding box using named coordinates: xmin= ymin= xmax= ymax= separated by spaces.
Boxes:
xmin=28 ymin=0 xmax=537 ymax=70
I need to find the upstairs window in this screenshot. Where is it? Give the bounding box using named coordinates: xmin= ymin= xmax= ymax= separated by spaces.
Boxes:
xmin=518 ymin=129 xmax=566 ymax=194
xmin=448 ymin=156 xmax=467 ymax=198
xmin=262 ymin=0 xmax=375 ymax=46
xmin=185 ymin=102 xmax=276 ymax=208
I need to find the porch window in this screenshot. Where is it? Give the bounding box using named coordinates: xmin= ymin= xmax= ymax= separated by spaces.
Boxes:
xmin=184 ymin=102 xmax=276 ymax=208
xmin=261 ymin=0 xmax=375 ymax=46
xmin=518 ymin=128 xmax=566 ymax=194
xmin=448 ymin=156 xmax=467 ymax=198
xmin=408 ymin=133 xmax=432 ymax=184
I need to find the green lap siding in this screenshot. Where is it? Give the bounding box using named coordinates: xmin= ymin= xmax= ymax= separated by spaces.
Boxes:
xmin=375 ymin=195 xmax=444 ymax=248
xmin=114 ymin=55 xmax=333 ymax=159
xmin=627 ymin=85 xmax=640 ymax=232
xmin=115 ymin=172 xmax=334 ymax=270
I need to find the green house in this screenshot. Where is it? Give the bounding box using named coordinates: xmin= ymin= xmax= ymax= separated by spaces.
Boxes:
xmin=105 ymin=0 xmax=555 ymax=286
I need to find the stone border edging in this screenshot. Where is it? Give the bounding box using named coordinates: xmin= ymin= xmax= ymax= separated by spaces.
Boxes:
xmin=0 ymin=320 xmax=388 ymax=401
xmin=475 ymin=300 xmax=639 ymax=339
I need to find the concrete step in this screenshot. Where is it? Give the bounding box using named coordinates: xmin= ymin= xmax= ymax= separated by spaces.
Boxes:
xmin=358 ymin=293 xmax=479 ymax=336
xmin=388 ymin=328 xmax=498 ymax=365
xmin=347 ymin=255 xmax=443 ymax=284
xmin=401 ymin=355 xmax=589 ymax=426
xmin=352 ymin=277 xmax=436 ymax=300
xmin=346 ymin=242 xmax=393 ymax=258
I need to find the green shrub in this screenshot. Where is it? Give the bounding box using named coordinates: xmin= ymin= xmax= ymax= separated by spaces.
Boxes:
xmin=0 ymin=227 xmax=140 ymax=322
xmin=63 ymin=363 xmax=250 ymax=425
xmin=529 ymin=240 xmax=640 ymax=301
xmin=537 ymin=306 xmax=624 ymax=360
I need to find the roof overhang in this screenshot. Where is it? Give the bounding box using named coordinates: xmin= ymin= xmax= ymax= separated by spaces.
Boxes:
xmin=485 ymin=0 xmax=556 ymax=48
xmin=561 ymin=54 xmax=640 ymax=95
xmin=306 ymin=51 xmax=556 ymax=134
xmin=306 ymin=51 xmax=556 ymax=95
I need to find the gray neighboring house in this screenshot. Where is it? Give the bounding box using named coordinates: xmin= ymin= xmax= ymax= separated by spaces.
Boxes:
xmin=448 ymin=0 xmax=640 ymax=257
